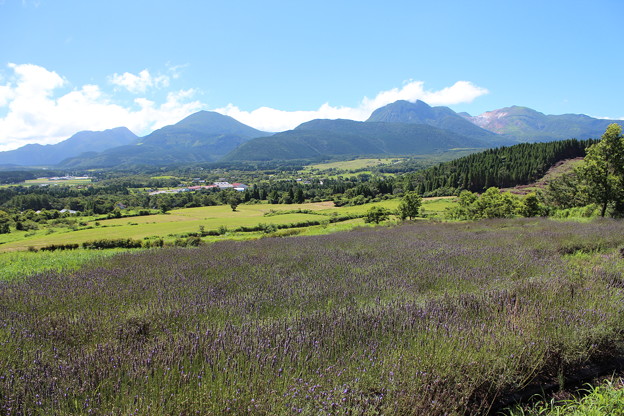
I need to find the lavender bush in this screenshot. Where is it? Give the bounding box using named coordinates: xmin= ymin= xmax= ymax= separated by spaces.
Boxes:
xmin=1 ymin=218 xmax=623 ymax=415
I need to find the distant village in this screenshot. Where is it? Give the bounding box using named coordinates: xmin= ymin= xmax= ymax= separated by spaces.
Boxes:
xmin=36 ymin=175 xmax=92 ymax=182
xmin=148 ymin=181 xmax=249 ymax=195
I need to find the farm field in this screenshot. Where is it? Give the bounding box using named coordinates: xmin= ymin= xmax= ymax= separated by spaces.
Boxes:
xmin=0 ymin=197 xmax=455 ymax=253
xmin=23 ymin=178 xmax=93 ymax=186
xmin=301 ymin=158 xmax=404 ymax=172
xmin=1 ymin=218 xmax=623 ymax=414
xmin=297 ymin=151 xmax=480 ymax=177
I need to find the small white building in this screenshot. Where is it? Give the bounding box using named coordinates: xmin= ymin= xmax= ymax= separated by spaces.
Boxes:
xmin=214 ymin=182 xmax=234 ymax=189
xmin=232 ymin=183 xmax=249 ymax=192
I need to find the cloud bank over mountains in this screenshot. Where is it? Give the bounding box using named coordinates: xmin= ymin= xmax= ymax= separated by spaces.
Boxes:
xmin=216 ymin=80 xmax=489 ymax=132
xmin=0 ymin=63 xmax=204 ymax=151
xmin=0 ymin=63 xmax=489 ymax=151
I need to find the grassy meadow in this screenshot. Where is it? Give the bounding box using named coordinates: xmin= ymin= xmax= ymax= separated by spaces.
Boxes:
xmin=301 ymin=158 xmax=404 ymax=173
xmin=0 ymin=197 xmax=455 ymax=253
xmin=23 ymin=178 xmax=93 ymax=186
xmin=1 ymin=218 xmax=624 ymax=414
xmin=0 ymin=249 xmax=130 ymax=282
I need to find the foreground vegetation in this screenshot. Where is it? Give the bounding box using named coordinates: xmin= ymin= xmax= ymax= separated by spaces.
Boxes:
xmin=506 ymin=378 xmax=624 ymax=415
xmin=0 ymin=249 xmax=130 ymax=282
xmin=1 ymin=218 xmax=624 ymax=414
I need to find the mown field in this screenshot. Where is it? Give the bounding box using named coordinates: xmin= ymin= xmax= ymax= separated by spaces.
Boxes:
xmin=300 ymin=158 xmax=404 ymax=173
xmin=1 ymin=218 xmax=623 ymax=415
xmin=23 ymin=178 xmax=93 ymax=186
xmin=0 ymin=198 xmax=454 ymax=253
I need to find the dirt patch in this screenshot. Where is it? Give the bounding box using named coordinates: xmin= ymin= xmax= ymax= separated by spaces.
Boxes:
xmin=503 ymin=157 xmax=584 ymax=195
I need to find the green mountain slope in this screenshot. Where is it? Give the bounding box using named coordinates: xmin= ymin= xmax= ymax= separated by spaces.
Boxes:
xmin=59 ymin=111 xmax=267 ymax=168
xmin=466 ymin=106 xmax=623 ymax=142
xmin=223 ymin=119 xmax=488 ymax=161
xmin=0 ymin=127 xmax=137 ymax=167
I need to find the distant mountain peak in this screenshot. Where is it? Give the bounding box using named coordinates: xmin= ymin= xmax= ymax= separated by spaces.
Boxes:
xmin=366 ymin=99 xmax=506 ymax=144
xmin=60 ymin=110 xmax=269 ymax=169
xmin=464 ymin=105 xmax=622 ymax=141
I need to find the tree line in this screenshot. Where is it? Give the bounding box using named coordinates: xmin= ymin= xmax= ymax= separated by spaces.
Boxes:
xmin=1 ymin=129 xmax=621 ymax=235
xmin=404 ymin=139 xmax=597 ymax=195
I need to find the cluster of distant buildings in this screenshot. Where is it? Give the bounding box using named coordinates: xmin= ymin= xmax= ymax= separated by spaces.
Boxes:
xmin=148 ymin=181 xmax=248 ymax=196
xmin=37 ymin=175 xmax=91 ymax=181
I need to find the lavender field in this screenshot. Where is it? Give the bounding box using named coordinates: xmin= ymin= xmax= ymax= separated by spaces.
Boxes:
xmin=1 ymin=218 xmax=624 ymax=415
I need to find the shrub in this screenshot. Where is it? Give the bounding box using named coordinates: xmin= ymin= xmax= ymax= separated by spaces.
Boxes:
xmin=82 ymin=238 xmax=143 ymax=250
xmin=40 ymin=243 xmax=79 ymax=252
xmin=364 ymin=206 xmax=392 ymax=224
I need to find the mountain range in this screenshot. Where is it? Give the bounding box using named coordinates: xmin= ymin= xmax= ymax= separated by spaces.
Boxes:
xmin=462 ymin=106 xmax=619 ymax=142
xmin=60 ymin=111 xmax=266 ymax=169
xmin=0 ymin=127 xmax=137 ymax=167
xmin=367 ymin=100 xmax=503 ymax=143
xmin=1 ymin=100 xmax=621 ymax=168
xmin=224 ymin=118 xmax=489 ymax=161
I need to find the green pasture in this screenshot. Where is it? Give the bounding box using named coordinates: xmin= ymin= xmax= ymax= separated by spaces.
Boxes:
xmin=149 ymin=175 xmax=177 ymax=180
xmin=24 ymin=178 xmax=92 ymax=186
xmin=0 ymin=249 xmax=129 ymax=281
xmin=0 ymin=197 xmax=456 ymax=253
xmin=331 ymin=196 xmax=454 ymax=217
xmin=301 ymin=158 xmax=403 ymax=172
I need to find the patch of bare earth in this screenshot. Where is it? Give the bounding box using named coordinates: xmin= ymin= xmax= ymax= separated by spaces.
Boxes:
xmin=504 ymin=157 xmax=584 ymax=195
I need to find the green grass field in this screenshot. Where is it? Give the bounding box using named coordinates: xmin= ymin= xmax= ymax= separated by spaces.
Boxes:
xmin=302 ymin=158 xmax=404 ymax=172
xmin=0 ymin=197 xmax=456 ymax=253
xmin=23 ymin=178 xmax=92 ymax=186
xmin=0 ymin=249 xmax=130 ymax=281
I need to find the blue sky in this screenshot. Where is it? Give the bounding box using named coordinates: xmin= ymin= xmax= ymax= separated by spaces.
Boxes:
xmin=0 ymin=0 xmax=622 ymax=150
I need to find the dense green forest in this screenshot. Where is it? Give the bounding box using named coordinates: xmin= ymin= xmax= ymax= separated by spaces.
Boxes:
xmin=404 ymin=139 xmax=596 ymax=195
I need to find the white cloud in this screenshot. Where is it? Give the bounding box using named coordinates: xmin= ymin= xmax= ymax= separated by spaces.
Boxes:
xmin=0 ymin=63 xmax=204 ymax=151
xmin=165 ymin=63 xmax=189 ymax=80
xmin=595 ymin=115 xmax=624 ymax=121
xmin=109 ymin=69 xmax=170 ymax=94
xmin=215 ymin=80 xmax=489 ymax=132
xmin=0 ymin=84 xmax=14 ymax=107
xmin=0 ymin=63 xmax=490 ymax=151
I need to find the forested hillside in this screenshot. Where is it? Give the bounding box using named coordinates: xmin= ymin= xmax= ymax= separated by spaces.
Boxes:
xmin=405 ymin=139 xmax=597 ymax=194
xmin=224 ymin=119 xmax=487 ymax=161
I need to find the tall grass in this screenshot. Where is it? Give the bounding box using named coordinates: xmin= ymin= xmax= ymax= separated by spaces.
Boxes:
xmin=505 ymin=378 xmax=624 ymax=415
xmin=1 ymin=218 xmax=623 ymax=414
xmin=0 ymin=249 xmax=130 ymax=282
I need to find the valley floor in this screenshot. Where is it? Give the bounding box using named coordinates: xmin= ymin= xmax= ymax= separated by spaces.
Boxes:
xmin=0 ymin=197 xmax=455 ymax=253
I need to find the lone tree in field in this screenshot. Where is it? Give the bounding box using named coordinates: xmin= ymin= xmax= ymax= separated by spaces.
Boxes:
xmin=228 ymin=196 xmax=240 ymax=212
xmin=577 ymin=123 xmax=624 ymax=217
xmin=398 ymin=191 xmax=422 ymax=220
